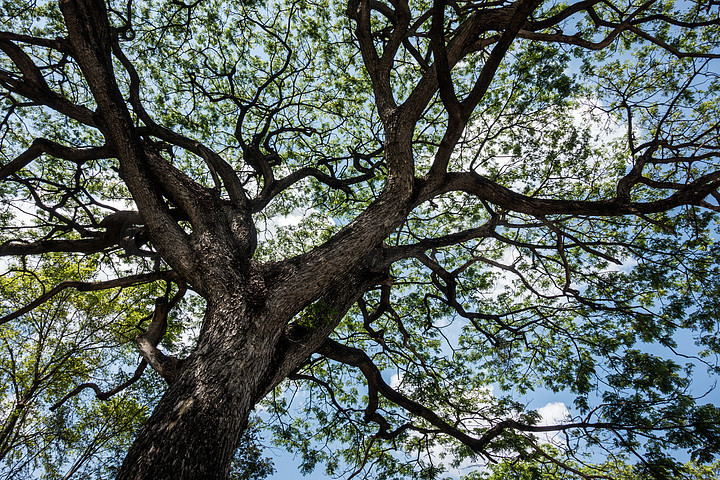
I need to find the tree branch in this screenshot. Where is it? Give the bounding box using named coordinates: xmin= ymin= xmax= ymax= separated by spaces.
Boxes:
xmin=0 ymin=237 xmax=117 ymax=257
xmin=423 ymin=170 xmax=720 ymax=217
xmin=60 ymin=0 xmax=198 ymax=279
xmin=318 ymin=337 xmax=487 ymax=450
xmin=50 ymin=360 xmax=149 ymax=411
xmin=0 ymin=271 xmax=178 ymax=325
xmin=0 ymin=38 xmax=98 ymax=127
xmin=0 ymin=139 xmax=111 ymax=180
xmin=50 ymin=285 xmax=187 ymax=409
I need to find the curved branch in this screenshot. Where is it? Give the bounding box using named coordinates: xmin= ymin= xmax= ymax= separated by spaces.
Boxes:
xmin=517 ymin=27 xmax=628 ymax=51
xmin=382 ymin=217 xmax=499 ymax=264
xmin=112 ymin=39 xmax=249 ymax=207
xmin=318 ymin=337 xmax=486 ymax=449
xmin=423 ymin=170 xmax=720 ymax=217
xmin=0 ymin=39 xmax=97 ymax=127
xmin=628 ymin=24 xmax=720 ymax=59
xmin=318 ymin=338 xmax=703 ymax=455
xmin=50 ymin=360 xmax=149 ymax=411
xmin=0 ymin=31 xmax=68 ymax=50
xmin=252 ymin=166 xmax=375 ymax=211
xmin=50 ymin=284 xmax=187 ymax=409
xmin=0 ymin=270 xmax=178 ymax=325
xmin=354 ymin=0 xmax=391 ymax=115
xmin=530 ymin=0 xmax=604 ymax=30
xmin=0 ymin=237 xmax=117 ymax=257
xmin=60 ymin=0 xmax=197 ymax=278
xmin=135 ymin=297 xmax=180 ymax=384
xmin=0 ymin=139 xmax=111 ymax=180
xmin=430 ymin=0 xmax=460 ymax=119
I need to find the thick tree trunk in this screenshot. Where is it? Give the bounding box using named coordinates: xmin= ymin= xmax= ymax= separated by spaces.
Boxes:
xmin=115 ymin=299 xmax=283 ymax=480
xmin=113 ymin=260 xmax=383 ymax=480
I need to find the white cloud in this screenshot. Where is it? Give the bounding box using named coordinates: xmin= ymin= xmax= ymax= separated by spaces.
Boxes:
xmin=389 ymin=372 xmax=404 ymax=391
xmin=606 ymin=255 xmax=638 ymax=274
xmin=535 ymin=401 xmax=571 ymax=445
xmin=537 ymin=401 xmax=570 ymax=425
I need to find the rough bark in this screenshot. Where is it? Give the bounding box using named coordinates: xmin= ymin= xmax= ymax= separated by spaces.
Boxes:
xmin=115 ymin=300 xmax=279 ymax=480
xmin=115 ymin=256 xmax=385 ymax=479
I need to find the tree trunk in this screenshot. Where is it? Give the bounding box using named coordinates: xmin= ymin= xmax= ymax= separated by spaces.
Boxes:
xmin=113 ymin=259 xmax=383 ymax=479
xmin=115 ymin=299 xmax=283 ymax=480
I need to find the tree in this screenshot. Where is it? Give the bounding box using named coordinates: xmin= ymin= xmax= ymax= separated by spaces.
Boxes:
xmin=0 ymin=255 xmax=162 ymax=480
xmin=0 ymin=0 xmax=719 ymax=478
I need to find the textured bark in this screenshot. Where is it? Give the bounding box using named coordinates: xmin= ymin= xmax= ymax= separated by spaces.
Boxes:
xmin=115 ymin=300 xmax=281 ymax=480
xmin=115 ymin=258 xmax=385 ymax=479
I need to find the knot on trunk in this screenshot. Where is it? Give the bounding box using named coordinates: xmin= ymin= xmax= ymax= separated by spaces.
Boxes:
xmin=242 ymin=263 xmax=267 ymax=309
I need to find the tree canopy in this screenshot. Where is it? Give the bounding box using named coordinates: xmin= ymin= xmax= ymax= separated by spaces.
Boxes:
xmin=0 ymin=0 xmax=719 ymax=478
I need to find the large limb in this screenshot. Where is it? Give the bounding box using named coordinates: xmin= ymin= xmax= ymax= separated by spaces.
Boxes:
xmin=425 ymin=0 xmax=543 ymax=185
xmin=258 ymin=261 xmax=390 ymax=401
xmin=0 ymin=139 xmax=111 ymax=180
xmin=135 ymin=296 xmax=183 ymax=383
xmin=1 ymin=237 xmax=120 ymax=257
xmin=418 ymin=170 xmax=720 ymax=217
xmin=58 ymin=0 xmax=194 ymax=275
xmin=259 ymin=1 xmax=421 ymax=315
xmin=1 ymin=210 xmax=149 ymax=257
xmin=58 ymin=0 xmax=254 ymax=287
xmin=348 ymin=0 xmax=410 ymax=121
